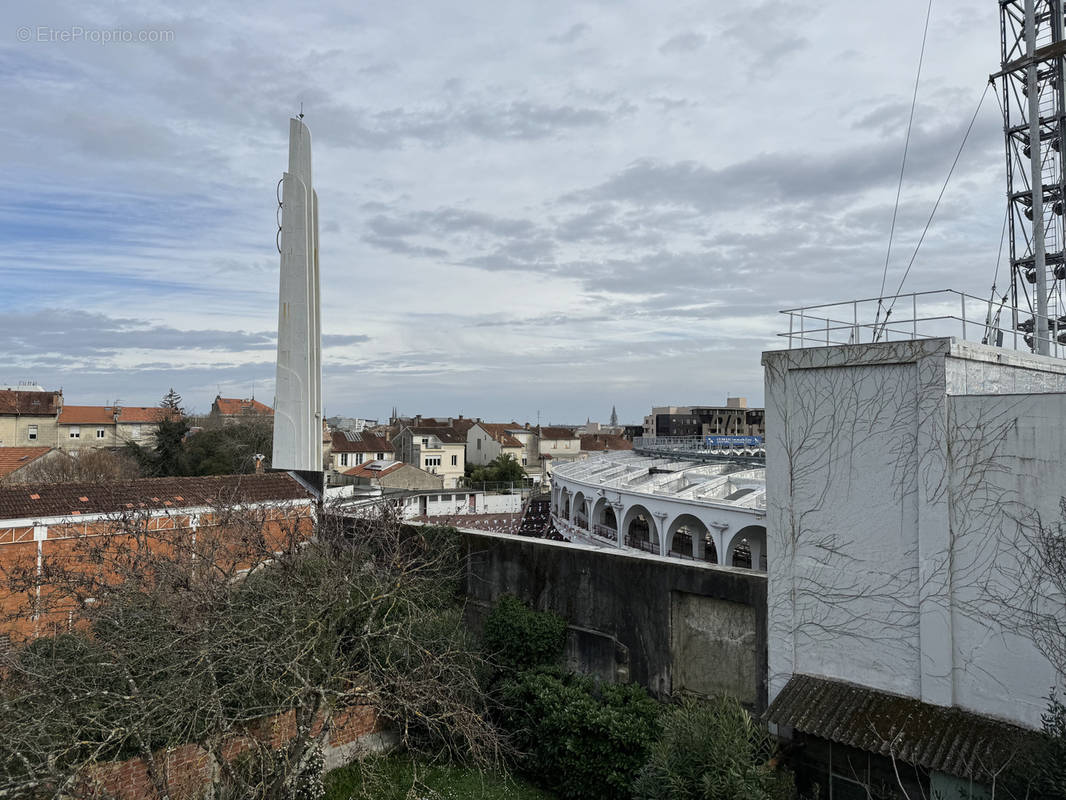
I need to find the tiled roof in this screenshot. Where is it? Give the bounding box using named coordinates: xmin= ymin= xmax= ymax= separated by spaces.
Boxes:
xmin=212 ymin=397 xmax=274 ymax=416
xmin=0 ymin=390 xmax=61 ymax=416
xmin=58 ymin=406 xmax=117 ymax=425
xmin=409 ymin=427 xmax=466 ymax=444
xmin=765 ymin=674 xmax=1038 ymax=781
xmin=0 ymin=473 xmax=311 ymax=521
xmin=539 ymin=426 xmax=578 ymax=440
xmin=330 ymin=431 xmax=394 ymax=453
xmin=117 ymin=407 xmax=176 ymax=424
xmin=0 ymin=447 xmax=55 ymax=479
xmin=343 ymin=461 xmax=404 ymax=478
xmin=580 ymin=433 xmax=633 ymax=452
xmin=478 ymin=423 xmax=524 ymax=448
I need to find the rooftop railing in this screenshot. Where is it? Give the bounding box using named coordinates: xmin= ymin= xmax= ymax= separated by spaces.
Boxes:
xmin=778 ymin=289 xmax=1066 ymax=357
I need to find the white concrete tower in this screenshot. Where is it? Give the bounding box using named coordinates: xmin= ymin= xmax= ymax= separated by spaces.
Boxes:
xmin=272 ymin=117 xmax=323 ymax=472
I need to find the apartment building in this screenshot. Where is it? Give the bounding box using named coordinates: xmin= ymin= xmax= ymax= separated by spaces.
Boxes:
xmin=0 ymin=387 xmax=63 ymax=448
xmin=392 ymin=426 xmax=466 ymax=488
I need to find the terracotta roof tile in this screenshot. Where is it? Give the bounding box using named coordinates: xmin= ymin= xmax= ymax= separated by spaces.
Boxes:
xmin=579 ymin=433 xmax=633 ymax=452
xmin=343 ymin=461 xmax=405 ymax=478
xmin=0 ymin=473 xmax=311 ymax=521
xmin=58 ymin=406 xmax=117 ymax=426
xmin=0 ymin=447 xmax=55 ymax=479
xmin=117 ymin=406 xmax=177 ymax=424
xmin=408 ymin=427 xmax=466 ymax=444
xmin=212 ymin=397 xmax=274 ymax=416
xmin=538 ymin=426 xmax=578 ymax=440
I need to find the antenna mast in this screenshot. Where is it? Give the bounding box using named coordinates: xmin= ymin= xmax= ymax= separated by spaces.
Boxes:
xmin=998 ymin=0 xmax=1066 ymax=354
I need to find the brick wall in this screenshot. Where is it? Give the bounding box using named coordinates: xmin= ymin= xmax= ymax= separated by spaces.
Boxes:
xmin=87 ymin=702 xmax=381 ymax=799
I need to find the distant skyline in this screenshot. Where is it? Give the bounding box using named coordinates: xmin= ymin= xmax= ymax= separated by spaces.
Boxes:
xmin=3 ymin=2 xmax=1006 ymax=423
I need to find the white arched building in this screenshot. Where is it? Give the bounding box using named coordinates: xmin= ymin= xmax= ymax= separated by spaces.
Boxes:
xmin=550 ymin=452 xmax=767 ymax=571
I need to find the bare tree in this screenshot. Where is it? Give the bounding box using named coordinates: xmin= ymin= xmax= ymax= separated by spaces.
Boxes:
xmin=7 ymin=449 xmax=142 ymax=486
xmin=0 ymin=502 xmax=504 ymax=799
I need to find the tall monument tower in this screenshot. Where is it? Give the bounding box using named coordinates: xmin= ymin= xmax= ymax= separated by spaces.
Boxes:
xmin=272 ymin=117 xmax=323 ymax=472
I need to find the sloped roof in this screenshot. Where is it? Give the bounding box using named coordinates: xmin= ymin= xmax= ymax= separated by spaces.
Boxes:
xmin=478 ymin=423 xmax=524 ymax=448
xmin=539 ymin=426 xmax=579 ymax=440
xmin=117 ymin=407 xmax=176 ymax=424
xmin=331 ymin=431 xmax=393 ymax=453
xmin=408 ymin=427 xmax=466 ymax=444
xmin=343 ymin=461 xmax=405 ymax=478
xmin=765 ymin=674 xmax=1038 ymax=781
xmin=0 ymin=390 xmax=61 ymax=416
xmin=213 ymin=397 xmax=274 ymax=416
xmin=57 ymin=406 xmax=116 ymax=425
xmin=0 ymin=447 xmax=56 ymax=479
xmin=580 ymin=433 xmax=633 ymax=452
xmin=0 ymin=473 xmax=311 ymax=521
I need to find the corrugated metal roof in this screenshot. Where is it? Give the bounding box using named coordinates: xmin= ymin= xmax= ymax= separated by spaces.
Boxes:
xmin=765 ymin=674 xmax=1037 ymax=781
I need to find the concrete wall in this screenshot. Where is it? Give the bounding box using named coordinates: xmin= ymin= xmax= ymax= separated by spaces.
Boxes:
xmin=763 ymin=337 xmax=1066 ymax=730
xmin=462 ymin=530 xmax=768 ymax=709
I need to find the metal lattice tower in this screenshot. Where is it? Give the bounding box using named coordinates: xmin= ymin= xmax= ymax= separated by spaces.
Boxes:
xmin=998 ymin=0 xmax=1066 ymax=354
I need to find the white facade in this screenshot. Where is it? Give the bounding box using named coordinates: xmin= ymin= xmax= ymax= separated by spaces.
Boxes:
xmin=273 ymin=117 xmax=323 ymax=472
xmin=763 ymin=337 xmax=1066 ymax=731
xmin=549 ymin=451 xmax=767 ymax=569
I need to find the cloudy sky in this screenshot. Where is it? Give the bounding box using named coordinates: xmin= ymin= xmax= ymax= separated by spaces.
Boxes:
xmin=2 ymin=1 xmax=1007 ymax=423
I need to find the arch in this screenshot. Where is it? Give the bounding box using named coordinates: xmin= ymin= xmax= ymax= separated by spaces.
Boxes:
xmin=590 ymin=497 xmax=616 ymax=540
xmin=667 ymin=513 xmax=716 ymax=563
xmin=572 ymin=491 xmax=587 ymax=528
xmin=726 ymin=525 xmax=766 ymax=571
xmin=561 ymin=492 xmax=570 ymax=520
xmin=622 ymin=504 xmax=659 ymax=554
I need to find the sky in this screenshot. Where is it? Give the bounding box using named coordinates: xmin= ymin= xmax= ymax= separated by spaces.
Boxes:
xmin=1 ymin=1 xmax=1009 ymax=424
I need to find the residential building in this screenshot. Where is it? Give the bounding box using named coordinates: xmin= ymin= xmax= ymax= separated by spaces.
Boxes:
xmin=0 ymin=447 xmax=66 ymax=484
xmin=208 ymin=396 xmax=274 ymax=425
xmin=329 ymin=430 xmax=395 ymax=474
xmin=342 ymin=460 xmax=443 ymax=491
xmin=392 ymin=426 xmax=466 ymax=488
xmin=535 ymin=426 xmax=582 ymax=473
xmin=466 ymin=422 xmax=526 ymax=467
xmin=643 ymin=399 xmax=765 ymax=438
xmin=0 ymin=387 xmax=63 ymax=448
xmin=55 ymin=406 xmax=173 ymax=452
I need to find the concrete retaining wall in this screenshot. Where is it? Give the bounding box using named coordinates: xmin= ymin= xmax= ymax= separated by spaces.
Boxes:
xmin=462 ymin=530 xmax=768 ymax=710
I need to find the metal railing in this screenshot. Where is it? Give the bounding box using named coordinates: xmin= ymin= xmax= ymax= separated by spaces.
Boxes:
xmin=634 ymin=436 xmax=766 ymax=462
xmin=779 ymin=289 xmax=1066 ymax=357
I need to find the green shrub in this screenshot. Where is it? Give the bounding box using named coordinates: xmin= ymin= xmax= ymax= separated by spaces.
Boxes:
xmin=632 ymin=695 xmax=793 ymax=800
xmin=481 ymin=595 xmax=566 ymax=677
xmin=500 ymin=669 xmax=660 ymax=800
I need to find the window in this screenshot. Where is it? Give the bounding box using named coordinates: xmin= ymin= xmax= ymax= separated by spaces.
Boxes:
xmin=425 ymin=456 xmax=441 ymax=467
xmin=377 ymin=452 xmax=384 ymax=460
xmin=451 ymin=454 xmax=457 ymax=466
xmin=522 ymin=457 xmax=528 ymax=465
xmin=477 ymin=439 xmax=482 ymax=450
xmin=68 ymin=426 xmax=80 ymax=439
xmin=421 ymin=437 xmax=429 ymax=446
xmin=340 ymin=453 xmax=348 ymax=467
xmin=27 ymin=425 xmax=37 ymax=441
xmin=96 ymin=428 xmax=106 ymax=439
xmin=355 ymin=453 xmax=364 ymax=464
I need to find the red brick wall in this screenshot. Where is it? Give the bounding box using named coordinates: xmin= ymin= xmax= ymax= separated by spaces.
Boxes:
xmin=88 ymin=703 xmax=380 ymax=799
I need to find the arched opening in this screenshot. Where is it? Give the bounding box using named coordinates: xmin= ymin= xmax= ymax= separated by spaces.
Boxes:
xmin=561 ymin=492 xmax=570 ymax=520
xmin=726 ymin=525 xmax=767 ymax=571
xmin=572 ymin=491 xmax=587 ymax=529
xmin=667 ymin=514 xmax=716 ymax=563
xmin=591 ymin=497 xmax=616 ymax=540
xmin=622 ymin=505 xmax=659 ymax=554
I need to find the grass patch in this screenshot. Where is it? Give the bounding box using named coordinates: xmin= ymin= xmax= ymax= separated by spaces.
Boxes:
xmin=324 ymin=754 xmax=556 ymax=800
